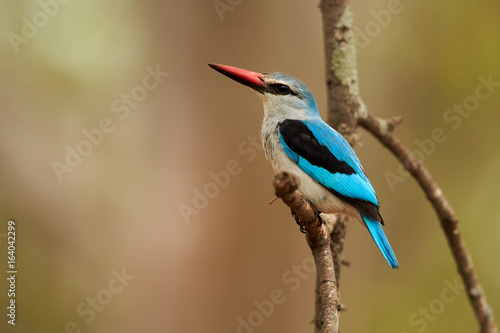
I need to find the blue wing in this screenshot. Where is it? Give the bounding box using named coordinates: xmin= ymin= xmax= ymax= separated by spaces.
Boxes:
xmin=278 ymin=119 xmax=379 ymax=206
xmin=279 ymin=119 xmax=398 ymax=268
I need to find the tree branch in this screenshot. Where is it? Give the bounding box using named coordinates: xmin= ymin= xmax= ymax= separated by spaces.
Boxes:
xmin=320 ymin=0 xmax=362 ymax=297
xmin=273 ymin=172 xmax=338 ymax=333
xmin=320 ymin=1 xmax=497 ymax=332
xmin=320 ymin=0 xmax=366 ymax=146
xmin=358 ymin=114 xmax=498 ymax=333
xmin=328 ymin=214 xmax=348 ymax=289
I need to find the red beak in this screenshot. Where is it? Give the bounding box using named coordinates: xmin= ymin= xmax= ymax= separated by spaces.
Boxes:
xmin=208 ymin=63 xmax=267 ymax=92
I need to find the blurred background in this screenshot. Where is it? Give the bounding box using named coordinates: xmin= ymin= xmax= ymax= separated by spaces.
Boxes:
xmin=1 ymin=0 xmax=499 ymax=332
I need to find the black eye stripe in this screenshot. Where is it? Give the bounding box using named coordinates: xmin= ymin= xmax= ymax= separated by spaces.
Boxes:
xmin=269 ymin=83 xmax=295 ymax=96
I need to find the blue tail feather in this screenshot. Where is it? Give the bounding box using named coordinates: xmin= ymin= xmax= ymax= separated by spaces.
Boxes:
xmin=361 ymin=213 xmax=399 ymax=269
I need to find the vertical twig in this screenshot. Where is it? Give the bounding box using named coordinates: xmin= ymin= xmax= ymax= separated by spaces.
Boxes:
xmin=320 ymin=0 xmax=364 ymax=291
xmin=273 ymin=172 xmax=338 ymax=333
xmin=320 ymin=0 xmax=365 ymax=145
xmin=310 ymin=237 xmax=338 ymax=333
xmin=328 ymin=215 xmax=348 ymax=287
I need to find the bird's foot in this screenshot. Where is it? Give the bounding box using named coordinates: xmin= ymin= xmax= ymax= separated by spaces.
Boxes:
xmin=291 ymin=210 xmax=307 ymax=233
xmin=307 ymin=200 xmax=323 ymax=229
xmin=291 ymin=200 xmax=323 ymax=233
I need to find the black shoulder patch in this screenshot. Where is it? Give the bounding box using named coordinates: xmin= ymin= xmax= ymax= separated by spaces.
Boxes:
xmin=279 ymin=119 xmax=355 ymax=175
xmin=279 ymin=119 xmax=383 ymax=224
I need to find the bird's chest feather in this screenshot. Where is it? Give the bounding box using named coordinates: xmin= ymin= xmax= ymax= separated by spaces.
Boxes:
xmin=261 ymin=124 xmax=279 ymax=165
xmin=261 ymin=120 xmax=291 ymax=173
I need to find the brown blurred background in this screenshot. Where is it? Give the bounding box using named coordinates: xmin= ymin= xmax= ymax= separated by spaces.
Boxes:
xmin=1 ymin=1 xmax=499 ymax=332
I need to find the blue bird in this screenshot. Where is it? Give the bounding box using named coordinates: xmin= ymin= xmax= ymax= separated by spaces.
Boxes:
xmin=209 ymin=63 xmax=398 ymax=269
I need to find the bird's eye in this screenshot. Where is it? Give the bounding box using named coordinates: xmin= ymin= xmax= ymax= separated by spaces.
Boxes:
xmin=273 ymin=84 xmax=291 ymax=95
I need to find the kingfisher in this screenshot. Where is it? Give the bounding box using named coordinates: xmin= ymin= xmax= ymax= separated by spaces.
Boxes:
xmin=208 ymin=63 xmax=398 ymax=269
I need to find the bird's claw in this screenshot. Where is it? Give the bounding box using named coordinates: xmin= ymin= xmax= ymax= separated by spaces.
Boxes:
xmin=291 ymin=210 xmax=306 ymax=233
xmin=307 ymin=200 xmax=323 ymax=229
xmin=291 ymin=200 xmax=323 ymax=233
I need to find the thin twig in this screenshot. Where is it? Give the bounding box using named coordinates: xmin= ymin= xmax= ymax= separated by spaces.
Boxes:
xmin=328 ymin=214 xmax=348 ymax=287
xmin=273 ymin=172 xmax=338 ymax=333
xmin=358 ymin=114 xmax=498 ymax=333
